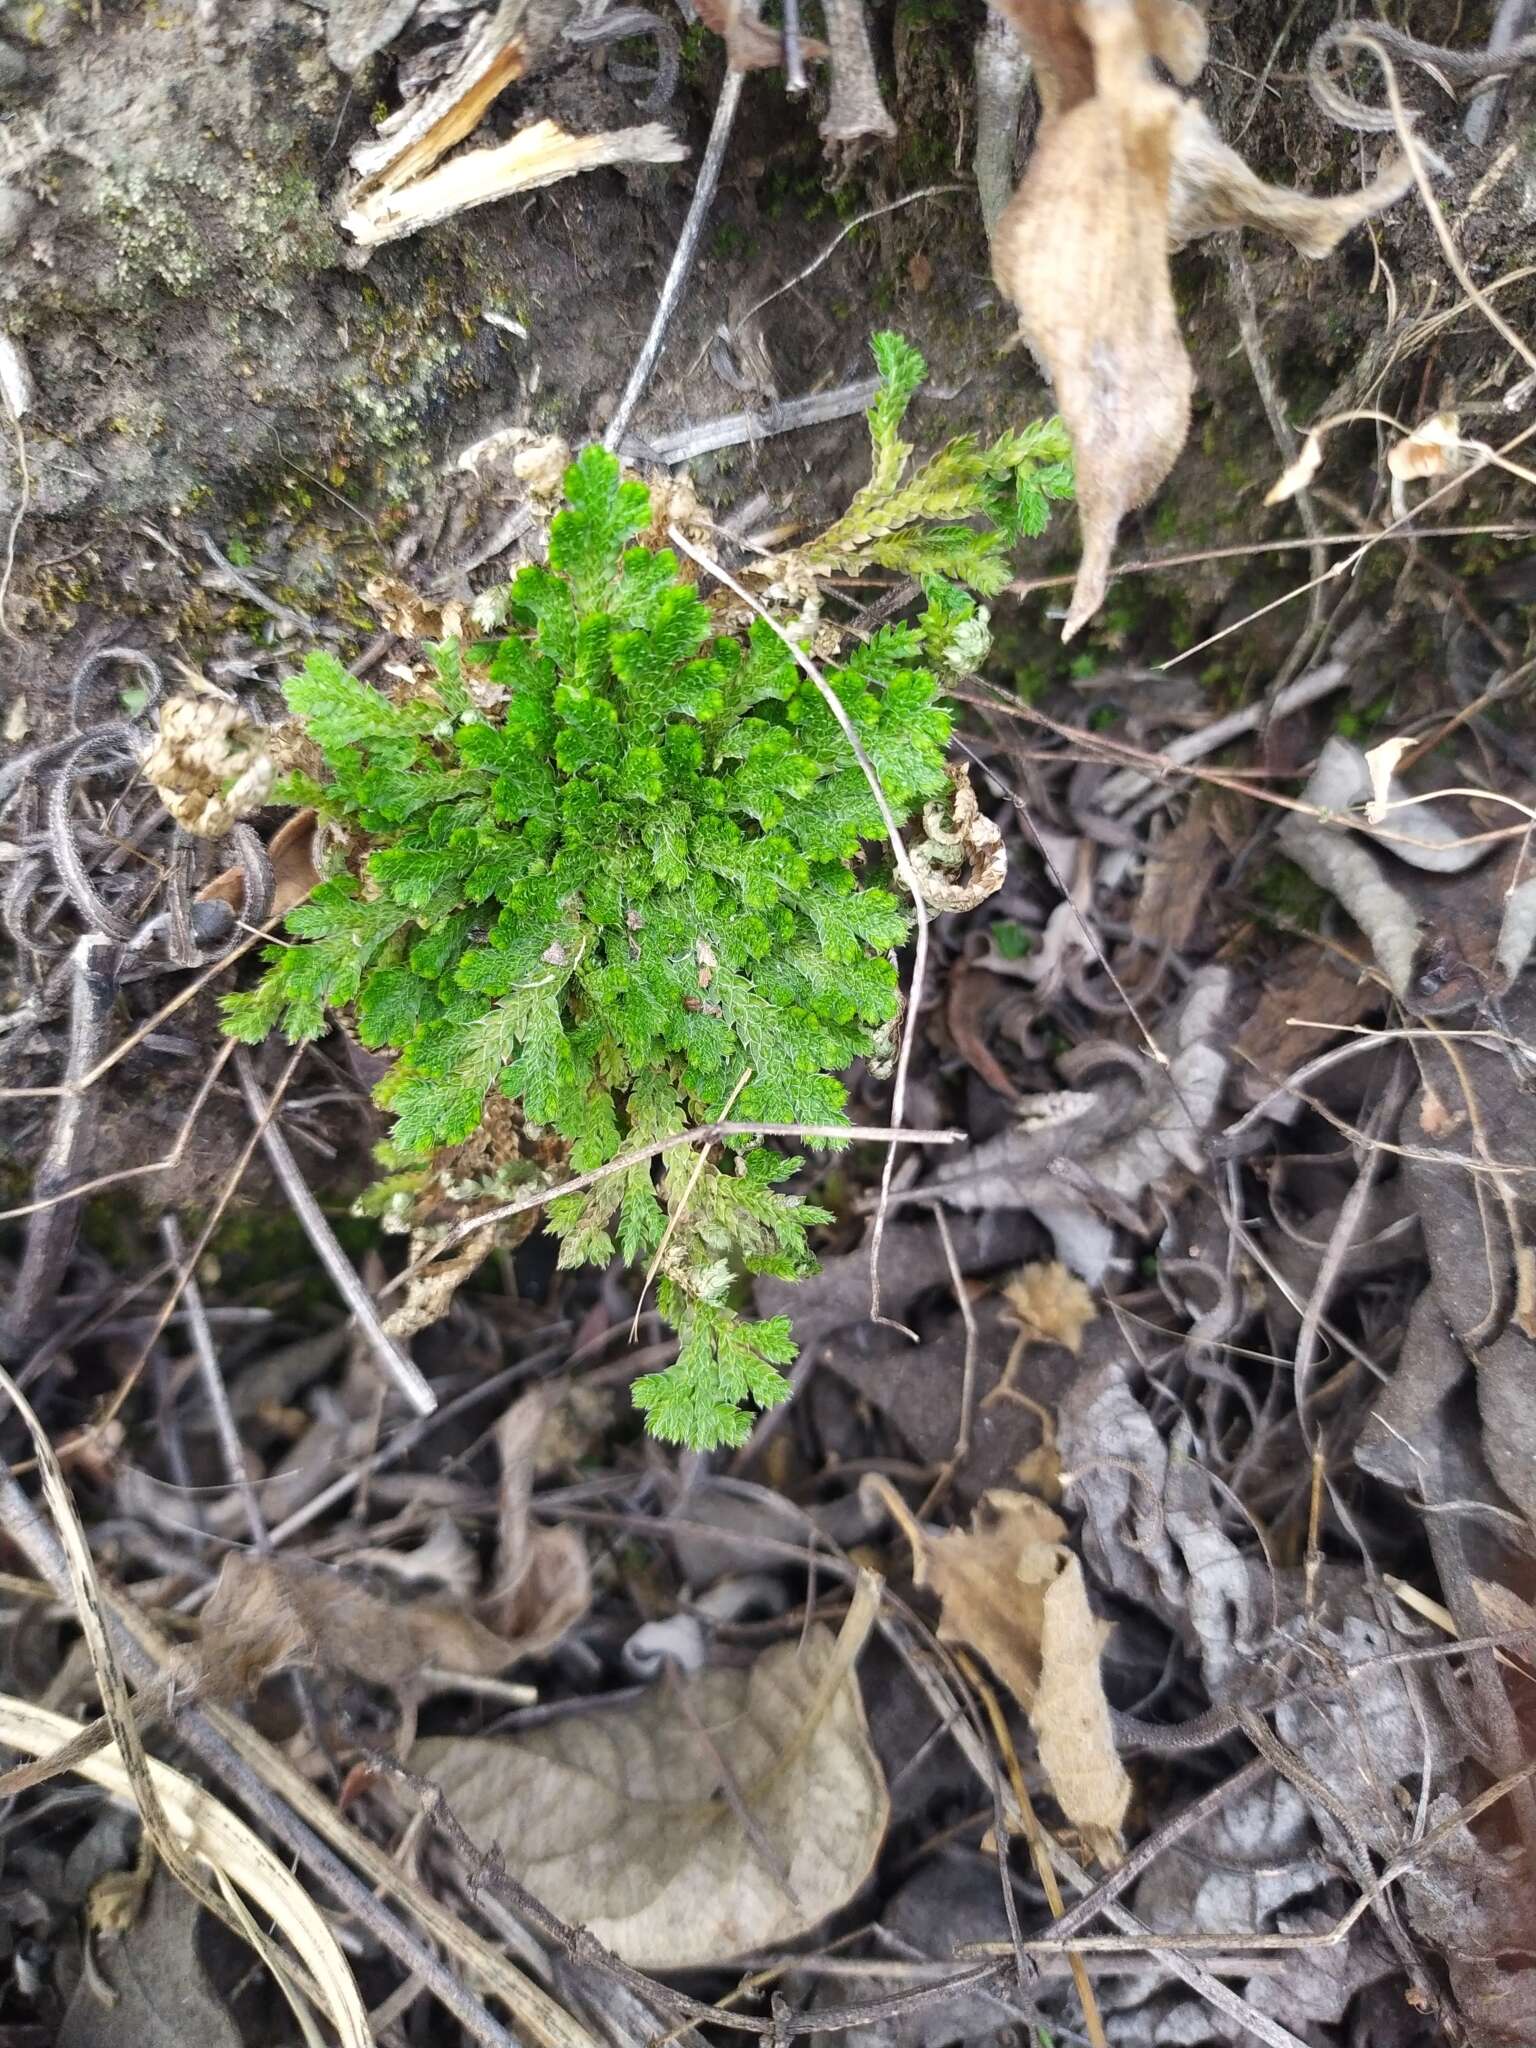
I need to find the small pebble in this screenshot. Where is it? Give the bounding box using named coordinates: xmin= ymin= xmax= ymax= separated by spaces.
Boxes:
xmin=0 ymin=182 xmax=35 ymax=253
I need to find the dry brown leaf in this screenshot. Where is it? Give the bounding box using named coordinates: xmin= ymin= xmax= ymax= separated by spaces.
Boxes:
xmin=1033 ymin=1549 xmax=1130 ymax=1866
xmin=987 ymin=0 xmax=1207 ymax=114
xmin=989 ymin=0 xmax=1411 ymax=638
xmin=991 ymin=3 xmax=1193 ymax=641
xmin=1003 ymin=1262 xmax=1097 ymax=1353
xmin=1387 ymin=411 xmax=1463 ymax=481
xmin=197 ymin=807 xmax=320 ymax=923
xmin=891 ymin=1488 xmax=1131 ymax=1864
xmin=1166 ymin=110 xmax=1412 ymax=256
xmin=1130 ymin=794 xmax=1223 ymax=949
xmin=485 ymin=1386 xmax=590 ymax=1654
xmin=197 ymin=1553 xmax=517 ymax=1706
xmin=413 ymin=1595 xmax=888 ymax=1968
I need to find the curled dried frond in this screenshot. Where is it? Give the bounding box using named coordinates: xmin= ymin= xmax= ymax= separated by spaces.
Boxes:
xmin=142 ymin=694 xmax=274 ymax=838
xmin=908 ymin=762 xmax=1008 ymax=913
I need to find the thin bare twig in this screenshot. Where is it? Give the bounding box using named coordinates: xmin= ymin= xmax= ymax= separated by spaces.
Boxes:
xmin=232 ymin=1049 xmax=436 ymax=1418
xmin=622 ymin=377 xmax=880 ymax=466
xmin=159 ymin=1214 xmax=268 ymax=1552
xmin=915 ymin=1202 xmax=977 ymax=1519
xmin=7 ymin=934 xmax=119 ymax=1348
xmin=603 ymin=67 xmax=745 ymax=452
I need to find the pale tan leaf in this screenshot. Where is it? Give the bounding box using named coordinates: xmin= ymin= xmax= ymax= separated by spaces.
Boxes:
xmin=1003 ymin=1262 xmax=1097 ymax=1354
xmin=141 ymin=695 xmax=274 ymax=839
xmin=486 ymin=1387 xmax=590 ymax=1655
xmin=892 ymin=1489 xmax=1128 ymax=1865
xmin=988 ymin=1 xmax=1411 ymax=638
xmin=914 ymin=1490 xmax=1065 ymax=1709
xmin=991 ymin=3 xmax=1191 ymax=641
xmin=413 ymin=1611 xmax=888 ymax=1968
xmin=1034 ymin=1552 xmax=1131 ymax=1864
xmin=1387 ymin=411 xmax=1463 ymax=481
xmin=1264 ymin=431 xmax=1324 ymax=506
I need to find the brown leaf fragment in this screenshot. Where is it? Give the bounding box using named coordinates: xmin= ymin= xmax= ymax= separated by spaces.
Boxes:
xmin=1232 ymin=944 xmax=1378 ymax=1109
xmin=1130 ymin=795 xmax=1222 ymax=951
xmin=991 ymin=3 xmax=1193 ymax=641
xmin=197 ymin=807 xmax=320 ymax=923
xmin=1166 ymin=110 xmax=1412 ymax=256
xmin=1003 ymin=1261 xmax=1097 ymax=1353
xmin=986 ymin=0 xmax=1208 ymax=115
xmin=196 ymin=1552 xmax=517 ymax=1704
xmin=918 ymin=1490 xmax=1065 ymax=1708
xmin=888 ymin=1487 xmax=1130 ymax=1862
xmin=485 ymin=1387 xmax=591 ymax=1654
xmin=1387 ymin=411 xmax=1464 ymax=482
xmin=693 ymin=0 xmax=828 ymax=74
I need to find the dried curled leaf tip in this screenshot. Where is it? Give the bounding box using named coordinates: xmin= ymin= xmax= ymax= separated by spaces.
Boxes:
xmin=908 ymin=763 xmax=1007 ymax=912
xmin=142 ymin=694 xmax=274 ymax=838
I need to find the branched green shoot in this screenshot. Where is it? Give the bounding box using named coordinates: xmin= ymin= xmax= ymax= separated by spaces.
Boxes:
xmin=801 ymin=331 xmax=1075 ymax=595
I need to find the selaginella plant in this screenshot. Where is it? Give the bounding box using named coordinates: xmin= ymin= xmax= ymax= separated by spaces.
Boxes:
xmin=222 ymin=335 xmax=1073 ymax=1449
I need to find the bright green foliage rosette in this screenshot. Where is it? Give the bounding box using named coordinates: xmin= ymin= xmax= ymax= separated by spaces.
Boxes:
xmin=223 ymin=338 xmax=1073 ymax=1448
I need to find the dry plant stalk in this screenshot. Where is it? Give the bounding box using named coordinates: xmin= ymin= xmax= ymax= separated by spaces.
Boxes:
xmin=344 ymin=120 xmax=689 ymax=246
xmin=340 ymin=0 xmax=685 ymax=246
xmin=988 ymin=0 xmax=1414 ymax=638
